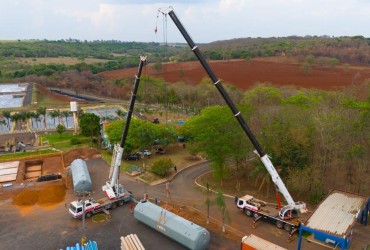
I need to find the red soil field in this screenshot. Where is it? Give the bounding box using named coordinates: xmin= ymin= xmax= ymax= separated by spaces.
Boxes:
xmin=102 ymin=58 xmax=370 ymax=91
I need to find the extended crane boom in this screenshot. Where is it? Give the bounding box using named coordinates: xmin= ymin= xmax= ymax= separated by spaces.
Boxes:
xmin=160 ymin=7 xmax=306 ymax=218
xmin=103 ymin=56 xmax=147 ymax=200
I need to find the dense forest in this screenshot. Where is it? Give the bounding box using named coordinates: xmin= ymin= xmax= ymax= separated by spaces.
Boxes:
xmin=180 ymin=84 xmax=369 ymax=200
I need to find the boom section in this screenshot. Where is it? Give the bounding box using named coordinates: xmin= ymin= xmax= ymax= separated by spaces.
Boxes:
xmin=166 ymin=8 xmax=304 ymax=210
xmin=105 ymin=56 xmax=147 ymax=199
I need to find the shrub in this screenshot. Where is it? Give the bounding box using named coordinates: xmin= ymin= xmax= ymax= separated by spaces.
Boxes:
xmin=151 ymin=158 xmax=173 ymax=177
xmin=70 ymin=138 xmax=80 ymax=145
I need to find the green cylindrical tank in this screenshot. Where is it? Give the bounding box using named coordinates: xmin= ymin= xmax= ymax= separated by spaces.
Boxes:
xmin=134 ymin=201 xmax=210 ymax=250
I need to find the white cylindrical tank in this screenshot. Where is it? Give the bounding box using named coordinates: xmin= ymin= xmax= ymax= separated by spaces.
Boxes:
xmin=70 ymin=101 xmax=78 ymax=112
xmin=70 ymin=159 xmax=92 ymax=193
xmin=134 ymin=201 xmax=210 ymax=250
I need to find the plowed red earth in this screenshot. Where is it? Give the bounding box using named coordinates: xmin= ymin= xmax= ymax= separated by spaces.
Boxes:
xmin=102 ymin=58 xmax=370 ymax=91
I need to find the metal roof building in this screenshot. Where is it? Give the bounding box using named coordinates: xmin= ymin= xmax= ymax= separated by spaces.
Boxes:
xmin=297 ymin=190 xmax=369 ymax=250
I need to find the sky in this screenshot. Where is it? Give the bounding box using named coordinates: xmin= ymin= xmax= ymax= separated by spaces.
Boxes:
xmin=1 ymin=0 xmax=370 ymax=43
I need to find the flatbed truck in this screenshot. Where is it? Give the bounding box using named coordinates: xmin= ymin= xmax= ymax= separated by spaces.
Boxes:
xmin=69 ymin=194 xmax=132 ymax=219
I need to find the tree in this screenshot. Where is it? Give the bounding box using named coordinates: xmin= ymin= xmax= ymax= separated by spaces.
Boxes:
xmin=61 ymin=110 xmax=71 ymax=127
xmin=214 ymin=191 xmax=230 ymax=233
xmin=37 ymin=106 xmax=47 ymax=129
xmin=183 ymin=105 xmax=252 ymax=183
xmin=49 ymin=110 xmax=59 ymax=127
xmin=204 ymin=182 xmax=214 ymax=224
xmin=115 ymin=109 xmax=126 ymax=118
xmin=151 ymin=158 xmax=173 ymax=177
xmin=10 ymin=113 xmax=20 ymax=131
xmin=1 ymin=110 xmax=11 ymax=129
xmin=79 ymin=113 xmax=101 ymax=139
xmin=56 ymin=124 xmax=66 ymax=136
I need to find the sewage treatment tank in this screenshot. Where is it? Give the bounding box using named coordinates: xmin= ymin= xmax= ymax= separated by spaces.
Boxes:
xmin=134 ymin=201 xmax=210 ymax=250
xmin=70 ymin=159 xmax=92 ymax=193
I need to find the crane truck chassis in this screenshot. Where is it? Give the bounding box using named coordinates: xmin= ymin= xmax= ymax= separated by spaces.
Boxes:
xmin=236 ymin=195 xmax=303 ymax=233
xmin=69 ymin=194 xmax=132 ymax=219
xmin=159 ymin=7 xmax=307 ymax=235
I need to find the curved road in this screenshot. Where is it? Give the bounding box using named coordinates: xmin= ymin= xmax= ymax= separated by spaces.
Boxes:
xmin=123 ymin=162 xmax=324 ymax=250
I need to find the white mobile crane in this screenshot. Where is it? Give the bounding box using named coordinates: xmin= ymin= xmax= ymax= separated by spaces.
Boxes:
xmin=158 ymin=7 xmax=307 ymax=233
xmin=69 ymin=56 xmax=147 ymax=219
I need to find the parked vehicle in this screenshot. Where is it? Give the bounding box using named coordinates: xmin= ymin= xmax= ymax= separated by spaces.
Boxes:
xmin=155 ymin=147 xmax=166 ymax=155
xmin=125 ymin=154 xmax=140 ymax=161
xmin=143 ymin=149 xmax=151 ymax=156
xmin=137 ymin=150 xmax=151 ymax=157
xmin=241 ymin=234 xmax=286 ymax=250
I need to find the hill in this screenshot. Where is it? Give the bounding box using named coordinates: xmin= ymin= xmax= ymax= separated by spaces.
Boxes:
xmin=102 ymin=57 xmax=370 ymax=91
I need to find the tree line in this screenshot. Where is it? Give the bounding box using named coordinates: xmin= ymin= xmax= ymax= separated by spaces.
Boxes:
xmin=1 ymin=36 xmax=369 ymax=81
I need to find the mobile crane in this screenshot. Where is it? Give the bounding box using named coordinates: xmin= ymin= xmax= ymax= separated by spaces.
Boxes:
xmin=69 ymin=56 xmax=147 ymax=218
xmin=158 ymin=7 xmax=307 ymax=232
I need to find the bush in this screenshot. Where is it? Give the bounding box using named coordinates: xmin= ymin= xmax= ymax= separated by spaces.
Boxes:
xmin=151 ymin=158 xmax=173 ymax=177
xmin=70 ymin=138 xmax=80 ymax=145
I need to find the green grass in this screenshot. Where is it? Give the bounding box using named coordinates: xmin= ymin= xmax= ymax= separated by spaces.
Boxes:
xmin=0 ymin=149 xmax=58 ymax=162
xmin=41 ymin=133 xmax=95 ymax=151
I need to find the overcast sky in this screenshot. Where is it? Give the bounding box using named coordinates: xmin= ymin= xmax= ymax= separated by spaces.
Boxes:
xmin=1 ymin=0 xmax=370 ymax=43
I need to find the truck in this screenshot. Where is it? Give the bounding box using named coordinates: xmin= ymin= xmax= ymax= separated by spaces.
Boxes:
xmin=241 ymin=234 xmax=287 ymax=250
xmin=69 ymin=56 xmax=147 ymax=218
xmin=159 ymin=7 xmax=307 ymax=234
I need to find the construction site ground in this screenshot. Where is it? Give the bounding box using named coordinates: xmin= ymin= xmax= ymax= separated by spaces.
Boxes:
xmin=0 ymin=146 xmax=368 ymax=249
xmin=0 ymin=148 xmax=239 ymax=249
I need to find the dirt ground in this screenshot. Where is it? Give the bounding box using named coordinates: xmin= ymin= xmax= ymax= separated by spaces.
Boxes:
xmin=0 ymin=148 xmax=100 ymax=203
xmin=102 ymin=57 xmax=370 ymax=91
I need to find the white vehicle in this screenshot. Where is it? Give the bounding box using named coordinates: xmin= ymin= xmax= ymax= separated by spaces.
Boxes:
xmin=69 ymin=56 xmax=147 ymax=218
xmin=142 ymin=149 xmax=151 ymax=156
xmin=137 ymin=149 xmax=151 ymax=157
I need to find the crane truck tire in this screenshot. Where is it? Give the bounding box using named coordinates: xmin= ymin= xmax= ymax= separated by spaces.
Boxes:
xmin=118 ymin=200 xmax=124 ymax=206
xmin=276 ymin=220 xmax=284 ymax=229
xmin=86 ymin=212 xmax=93 ymax=218
xmin=111 ymin=202 xmax=117 ymax=209
xmin=246 ymin=210 xmax=253 ymax=217
xmin=284 ymin=223 xmax=292 ymax=232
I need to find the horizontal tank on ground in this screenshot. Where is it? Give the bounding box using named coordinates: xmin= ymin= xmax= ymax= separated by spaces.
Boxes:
xmin=70 ymin=159 xmax=92 ymax=194
xmin=134 ymin=201 xmax=210 ymax=250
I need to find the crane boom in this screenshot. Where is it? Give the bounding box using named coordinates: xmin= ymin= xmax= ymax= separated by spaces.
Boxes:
xmin=103 ymin=56 xmax=147 ymax=200
xmin=161 ymin=7 xmax=306 ymax=216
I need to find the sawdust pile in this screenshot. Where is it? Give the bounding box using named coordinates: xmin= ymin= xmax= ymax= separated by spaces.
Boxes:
xmin=13 ymin=184 xmax=66 ymax=206
xmin=63 ymin=148 xmax=100 ymax=166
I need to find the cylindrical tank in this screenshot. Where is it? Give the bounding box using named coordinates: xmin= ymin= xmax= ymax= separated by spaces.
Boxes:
xmin=134 ymin=201 xmax=210 ymax=250
xmin=70 ymin=101 xmax=78 ymax=112
xmin=70 ymin=159 xmax=92 ymax=194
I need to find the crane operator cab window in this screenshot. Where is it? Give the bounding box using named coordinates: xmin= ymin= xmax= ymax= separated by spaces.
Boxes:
xmin=238 ymin=200 xmax=244 ymax=206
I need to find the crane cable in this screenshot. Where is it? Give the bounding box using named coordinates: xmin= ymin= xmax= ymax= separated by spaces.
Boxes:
xmin=155 ymin=8 xmax=169 ymax=124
